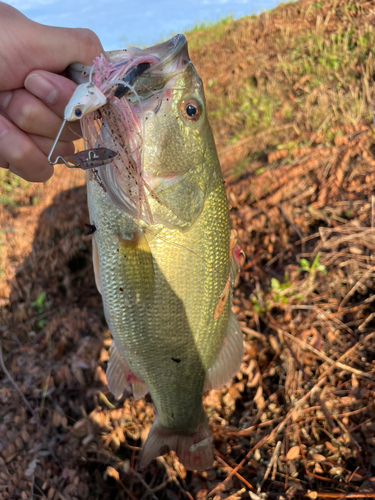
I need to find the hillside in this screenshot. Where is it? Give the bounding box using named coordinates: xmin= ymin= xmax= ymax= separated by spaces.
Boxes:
xmin=1 ymin=0 xmax=375 ymax=498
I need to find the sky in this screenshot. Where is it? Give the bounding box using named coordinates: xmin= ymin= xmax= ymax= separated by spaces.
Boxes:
xmin=4 ymin=0 xmax=284 ymax=50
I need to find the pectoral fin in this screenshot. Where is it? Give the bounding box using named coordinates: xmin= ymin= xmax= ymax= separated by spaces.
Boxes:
xmin=106 ymin=341 xmax=129 ymax=398
xmin=118 ymin=230 xmax=154 ymax=297
xmin=132 ymin=379 xmax=149 ymax=398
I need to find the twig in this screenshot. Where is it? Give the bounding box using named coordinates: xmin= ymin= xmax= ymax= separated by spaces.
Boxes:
xmin=106 ymin=467 xmax=139 ymax=500
xmin=172 ymin=478 xmax=194 ymax=500
xmin=311 ymin=494 xmax=375 ymax=499
xmin=0 ymin=341 xmax=39 ymax=424
xmin=333 ymin=416 xmax=361 ymax=450
xmin=338 ymin=402 xmax=374 ymax=418
xmin=157 ymin=457 xmax=193 ymax=500
xmin=131 ymin=469 xmax=159 ymax=500
xmin=24 ymin=306 xmax=61 ymax=326
xmin=318 ymin=332 xmax=375 ymax=381
xmin=39 ymin=371 xmax=51 ymax=419
xmin=277 ymin=203 xmax=305 ymax=251
xmin=339 ymin=266 xmax=375 ymax=309
xmin=216 ymin=454 xmax=255 ymax=491
xmin=358 ymin=313 xmax=375 ymax=331
xmin=307 ymin=113 xmax=332 ymax=147
xmin=241 ymin=325 xmax=267 ymax=341
xmin=99 ymin=391 xmax=116 ymax=409
xmin=257 ymin=440 xmax=281 ymax=493
xmin=151 ymin=480 xmax=170 ymax=494
xmin=295 ymin=424 xmax=312 ymax=490
xmin=273 ymin=324 xmax=372 ymax=380
xmin=116 ymin=478 xmax=139 ymax=500
xmin=226 ymin=415 xmax=284 ymax=437
xmin=223 ymin=488 xmax=246 ymax=500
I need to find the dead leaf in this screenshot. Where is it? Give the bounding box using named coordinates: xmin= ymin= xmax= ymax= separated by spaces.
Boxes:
xmin=286 ymin=445 xmax=301 ymax=461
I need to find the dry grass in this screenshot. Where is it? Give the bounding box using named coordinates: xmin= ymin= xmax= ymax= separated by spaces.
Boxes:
xmin=1 ymin=0 xmax=375 ymax=498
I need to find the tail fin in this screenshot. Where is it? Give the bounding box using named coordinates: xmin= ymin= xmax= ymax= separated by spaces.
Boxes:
xmin=140 ymin=415 xmax=214 ymax=471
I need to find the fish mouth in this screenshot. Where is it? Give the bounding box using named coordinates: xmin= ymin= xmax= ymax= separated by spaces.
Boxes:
xmin=140 ymin=34 xmax=190 ymax=74
xmin=68 ymin=34 xmax=189 ymax=88
xmin=105 ymin=34 xmax=190 ymax=106
xmin=107 ymin=34 xmax=189 ymax=75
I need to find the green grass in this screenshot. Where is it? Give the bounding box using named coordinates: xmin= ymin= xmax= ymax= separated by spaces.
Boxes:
xmin=0 ymin=169 xmax=31 ymax=206
xmin=185 ymin=15 xmax=236 ymax=49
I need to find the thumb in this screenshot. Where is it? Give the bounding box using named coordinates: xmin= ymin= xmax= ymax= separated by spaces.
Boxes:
xmin=36 ymin=24 xmax=104 ymax=70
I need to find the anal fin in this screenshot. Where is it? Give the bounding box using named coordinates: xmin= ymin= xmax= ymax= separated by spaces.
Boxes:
xmin=204 ymin=311 xmax=243 ymax=391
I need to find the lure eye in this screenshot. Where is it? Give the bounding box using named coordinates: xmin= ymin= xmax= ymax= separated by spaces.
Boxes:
xmin=181 ymin=99 xmax=201 ymax=122
xmin=74 ymin=108 xmax=83 ymax=118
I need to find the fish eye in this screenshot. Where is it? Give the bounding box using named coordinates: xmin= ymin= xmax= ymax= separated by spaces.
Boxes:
xmin=181 ymin=99 xmax=201 ymax=122
xmin=75 ymin=108 xmax=83 ymax=118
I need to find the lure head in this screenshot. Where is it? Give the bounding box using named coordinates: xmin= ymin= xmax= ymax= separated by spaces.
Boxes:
xmin=64 ymin=82 xmax=107 ymax=121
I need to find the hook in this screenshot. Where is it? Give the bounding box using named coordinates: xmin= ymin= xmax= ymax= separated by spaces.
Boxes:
xmin=47 ymin=119 xmax=68 ymax=166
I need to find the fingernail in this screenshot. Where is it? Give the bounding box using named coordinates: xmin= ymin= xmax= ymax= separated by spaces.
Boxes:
xmin=0 ymin=116 xmax=9 ymax=138
xmin=0 ymin=91 xmax=12 ymax=110
xmin=25 ymin=73 xmax=58 ymax=104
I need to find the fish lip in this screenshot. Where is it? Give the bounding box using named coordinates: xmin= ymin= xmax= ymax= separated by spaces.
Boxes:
xmin=144 ymin=34 xmax=189 ymax=73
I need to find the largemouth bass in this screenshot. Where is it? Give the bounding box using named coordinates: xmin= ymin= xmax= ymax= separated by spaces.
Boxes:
xmin=69 ymin=34 xmax=243 ymax=471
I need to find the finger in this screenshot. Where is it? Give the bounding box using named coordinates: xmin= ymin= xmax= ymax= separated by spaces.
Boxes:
xmin=25 ymin=71 xmax=78 ymax=119
xmin=0 ymin=107 xmax=75 ymax=159
xmin=0 ymin=114 xmax=53 ymax=182
xmin=29 ymin=134 xmax=75 ymax=159
xmin=0 ymin=158 xmax=9 ymax=170
xmin=38 ymin=25 xmax=104 ymax=69
xmin=0 ymin=88 xmax=80 ymax=142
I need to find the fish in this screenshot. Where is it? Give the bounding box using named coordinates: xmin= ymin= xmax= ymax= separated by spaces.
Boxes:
xmin=69 ymin=34 xmax=243 ymax=471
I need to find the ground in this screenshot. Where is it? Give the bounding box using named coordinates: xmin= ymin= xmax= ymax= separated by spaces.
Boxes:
xmin=1 ymin=0 xmax=375 ymax=498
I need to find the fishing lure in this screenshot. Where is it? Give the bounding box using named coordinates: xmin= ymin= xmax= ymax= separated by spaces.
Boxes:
xmin=48 ymin=81 xmax=118 ymax=170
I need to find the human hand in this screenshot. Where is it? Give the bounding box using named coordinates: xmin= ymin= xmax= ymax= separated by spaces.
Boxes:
xmin=0 ymin=3 xmax=104 ymax=181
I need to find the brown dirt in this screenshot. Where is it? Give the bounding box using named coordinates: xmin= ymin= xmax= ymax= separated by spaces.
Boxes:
xmin=2 ymin=0 xmax=375 ymax=499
